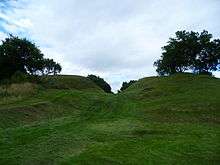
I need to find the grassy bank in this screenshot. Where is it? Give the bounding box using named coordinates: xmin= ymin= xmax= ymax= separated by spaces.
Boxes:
xmin=0 ymin=74 xmax=219 ymax=164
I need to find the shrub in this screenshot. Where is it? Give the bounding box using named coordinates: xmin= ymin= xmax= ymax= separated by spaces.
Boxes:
xmin=120 ymin=80 xmax=137 ymax=92
xmin=10 ymin=71 xmax=29 ymax=83
xmin=6 ymin=83 xmax=38 ymax=96
xmin=87 ymin=74 xmax=112 ymax=93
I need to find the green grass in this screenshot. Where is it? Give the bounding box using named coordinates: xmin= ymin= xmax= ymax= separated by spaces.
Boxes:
xmin=40 ymin=75 xmax=103 ymax=91
xmin=0 ymin=74 xmax=219 ymax=164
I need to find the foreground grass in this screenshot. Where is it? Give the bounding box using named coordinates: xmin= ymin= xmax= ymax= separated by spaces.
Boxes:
xmin=0 ymin=74 xmax=219 ymax=164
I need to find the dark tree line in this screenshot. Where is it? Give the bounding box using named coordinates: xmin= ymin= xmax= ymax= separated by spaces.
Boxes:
xmin=119 ymin=80 xmax=137 ymax=92
xmin=87 ymin=74 xmax=112 ymax=93
xmin=0 ymin=35 xmax=61 ymax=80
xmin=154 ymin=30 xmax=220 ymax=75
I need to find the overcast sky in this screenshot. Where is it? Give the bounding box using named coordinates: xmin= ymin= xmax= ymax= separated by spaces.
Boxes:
xmin=0 ymin=0 xmax=220 ymax=91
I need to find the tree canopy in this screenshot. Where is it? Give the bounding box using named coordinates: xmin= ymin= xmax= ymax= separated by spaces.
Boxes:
xmin=154 ymin=30 xmax=220 ymax=75
xmin=0 ymin=35 xmax=61 ymax=80
xmin=119 ymin=80 xmax=137 ymax=92
xmin=87 ymin=74 xmax=112 ymax=93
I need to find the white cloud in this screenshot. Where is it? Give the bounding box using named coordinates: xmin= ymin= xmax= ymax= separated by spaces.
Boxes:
xmin=0 ymin=0 xmax=220 ymax=91
xmin=0 ymin=31 xmax=7 ymax=42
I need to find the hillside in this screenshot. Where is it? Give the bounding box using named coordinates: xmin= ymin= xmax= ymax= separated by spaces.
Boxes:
xmin=123 ymin=73 xmax=220 ymax=124
xmin=0 ymin=74 xmax=219 ymax=164
xmin=41 ymin=75 xmax=103 ymax=91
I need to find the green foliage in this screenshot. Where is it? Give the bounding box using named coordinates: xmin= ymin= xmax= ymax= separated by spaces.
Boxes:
xmin=87 ymin=74 xmax=112 ymax=93
xmin=41 ymin=58 xmax=62 ymax=75
xmin=0 ymin=35 xmax=62 ymax=80
xmin=0 ymin=71 xmax=41 ymax=85
xmin=119 ymin=80 xmax=137 ymax=92
xmin=10 ymin=71 xmax=30 ymax=83
xmin=154 ymin=30 xmax=220 ymax=75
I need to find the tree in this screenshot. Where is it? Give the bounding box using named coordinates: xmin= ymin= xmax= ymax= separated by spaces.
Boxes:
xmin=120 ymin=80 xmax=137 ymax=92
xmin=87 ymin=74 xmax=112 ymax=93
xmin=41 ymin=58 xmax=62 ymax=75
xmin=0 ymin=35 xmax=62 ymax=80
xmin=192 ymin=31 xmax=220 ymax=73
xmin=154 ymin=30 xmax=220 ymax=75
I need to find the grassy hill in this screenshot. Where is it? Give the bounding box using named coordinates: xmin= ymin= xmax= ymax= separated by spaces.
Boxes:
xmin=40 ymin=75 xmax=103 ymax=91
xmin=0 ymin=74 xmax=219 ymax=164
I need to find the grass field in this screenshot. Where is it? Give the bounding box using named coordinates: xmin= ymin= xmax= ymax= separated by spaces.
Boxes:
xmin=0 ymin=74 xmax=219 ymax=164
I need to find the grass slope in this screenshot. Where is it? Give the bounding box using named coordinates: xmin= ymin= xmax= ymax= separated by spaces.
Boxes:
xmin=0 ymin=74 xmax=219 ymax=165
xmin=41 ymin=75 xmax=103 ymax=91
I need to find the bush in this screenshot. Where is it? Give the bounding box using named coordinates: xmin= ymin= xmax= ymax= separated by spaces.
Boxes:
xmin=197 ymin=71 xmax=213 ymax=76
xmin=119 ymin=80 xmax=137 ymax=92
xmin=9 ymin=83 xmax=38 ymax=96
xmin=87 ymin=74 xmax=112 ymax=93
xmin=0 ymin=83 xmax=39 ymax=97
xmin=10 ymin=71 xmax=29 ymax=83
xmin=0 ymin=71 xmax=40 ymax=85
